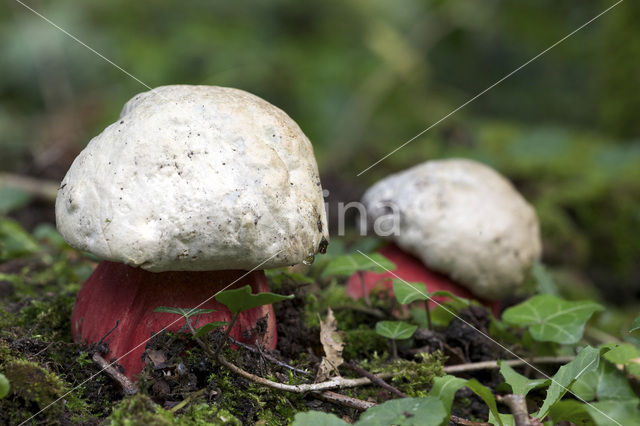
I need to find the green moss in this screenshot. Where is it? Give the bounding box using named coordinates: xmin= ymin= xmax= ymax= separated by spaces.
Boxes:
xmin=109 ymin=394 xmax=174 ymax=426
xmin=363 ymin=352 xmax=445 ymax=397
xmin=342 ymin=325 xmax=388 ymax=361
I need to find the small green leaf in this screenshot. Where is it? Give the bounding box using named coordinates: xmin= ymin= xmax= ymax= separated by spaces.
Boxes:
xmin=429 ymin=375 xmax=467 ymax=412
xmin=375 ymin=321 xmax=417 ymax=340
xmin=498 ymin=362 xmax=548 ymax=396
xmin=584 ymin=399 xmax=640 ymax=425
xmin=428 ymin=375 xmax=504 ymax=426
xmin=194 ymin=321 xmax=228 ymax=338
xmin=570 ymin=359 xmax=636 ymax=402
xmin=321 ymin=253 xmax=395 ymax=277
xmin=292 ymin=411 xmax=349 ymax=425
xmin=536 ymin=345 xmax=600 ymax=419
xmin=215 ymin=285 xmax=293 ymax=314
xmin=630 ymin=314 xmax=640 ymax=333
xmin=393 ymin=280 xmax=428 ymax=304
xmin=0 ymin=373 xmax=9 ymax=399
xmin=429 ymin=290 xmax=471 ymax=308
xmin=548 ymin=400 xmax=592 ymax=425
xmin=465 ymin=379 xmax=504 ymax=426
xmin=603 ymin=343 xmax=639 ymax=365
xmin=488 ymin=412 xmax=515 ymax=426
xmin=0 ymin=187 xmax=32 ymax=214
xmin=0 ymin=218 xmax=40 ymax=260
xmin=154 ymin=306 xmax=215 ymax=319
xmin=532 ymin=262 xmax=558 ymax=295
xmin=356 ymin=396 xmax=447 ymax=426
xmin=502 ymin=294 xmax=603 ymax=344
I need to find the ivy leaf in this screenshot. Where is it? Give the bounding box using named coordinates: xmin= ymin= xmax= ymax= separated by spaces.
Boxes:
xmin=630 ymin=314 xmax=640 ymax=333
xmin=498 ymin=362 xmax=548 ymax=396
xmin=430 ymin=291 xmax=471 ymax=308
xmin=570 ymin=359 xmax=636 ymax=402
xmin=0 ymin=373 xmax=9 ymax=399
xmin=356 ymin=397 xmax=447 ymax=426
xmin=428 ymin=375 xmax=504 ymax=426
xmin=603 ymin=343 xmax=639 ymax=365
xmin=583 ymin=399 xmax=640 ymax=425
xmin=502 ymin=294 xmax=603 ymax=344
xmin=154 ymin=306 xmax=216 ymax=319
xmin=548 ymin=400 xmax=592 ymax=425
xmin=375 ymin=321 xmax=417 ymax=340
xmin=292 ymin=411 xmax=349 ymax=426
xmin=428 ymin=375 xmax=468 ymax=413
xmin=535 ymin=345 xmax=600 ymax=419
xmin=193 ymin=321 xmax=228 ymax=338
xmin=465 ymin=379 xmax=504 ymax=426
xmin=532 ymin=262 xmax=558 ymax=295
xmin=321 ymin=253 xmax=395 ymax=277
xmin=393 ymin=280 xmax=428 ymax=304
xmin=215 ymin=285 xmax=293 ymax=314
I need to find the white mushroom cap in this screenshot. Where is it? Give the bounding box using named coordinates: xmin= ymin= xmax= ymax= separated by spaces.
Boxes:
xmin=362 ymin=158 xmax=541 ymax=299
xmin=56 ymin=85 xmax=328 ymax=272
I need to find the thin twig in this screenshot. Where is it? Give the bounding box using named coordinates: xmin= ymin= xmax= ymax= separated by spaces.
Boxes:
xmin=450 ymin=415 xmax=491 ymax=426
xmin=0 ymin=173 xmax=59 ymax=202
xmin=442 ymin=356 xmax=575 ymax=374
xmin=228 ymin=336 xmax=311 ymax=376
xmin=213 ymin=313 xmax=239 ymax=358
xmin=343 ymin=362 xmax=407 ymax=398
xmin=92 ymin=353 xmax=138 ymax=396
xmin=312 ymin=390 xmax=375 ymax=411
xmin=496 ymin=394 xmax=534 ymax=426
xmin=170 ymin=388 xmax=207 ymax=413
xmin=217 ymin=355 xmax=381 ymax=392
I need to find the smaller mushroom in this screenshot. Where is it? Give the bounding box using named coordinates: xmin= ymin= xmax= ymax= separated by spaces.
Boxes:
xmin=347 ymin=159 xmax=541 ymax=309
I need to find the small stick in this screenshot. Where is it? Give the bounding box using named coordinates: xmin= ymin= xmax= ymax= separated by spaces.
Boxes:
xmin=343 ymin=362 xmax=407 ymax=398
xmin=358 ymin=271 xmax=371 ymax=307
xmin=312 ymin=390 xmax=375 ymax=411
xmin=228 ymin=336 xmax=311 ymax=376
xmin=213 ymin=313 xmax=239 ymax=358
xmin=170 ymin=388 xmax=207 ymax=413
xmin=442 ymin=356 xmax=575 ymax=374
xmin=450 ymin=414 xmax=491 ymax=426
xmin=92 ymin=353 xmax=138 ymax=396
xmin=0 ymin=173 xmax=59 ymax=202
xmin=497 ymin=394 xmax=535 ymax=426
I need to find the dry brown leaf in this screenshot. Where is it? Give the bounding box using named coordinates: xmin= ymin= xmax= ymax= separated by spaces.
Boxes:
xmin=316 ymin=308 xmax=345 ymax=382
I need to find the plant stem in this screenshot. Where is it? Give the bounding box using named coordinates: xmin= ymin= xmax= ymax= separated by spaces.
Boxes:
xmin=359 ymin=270 xmax=371 ymax=306
xmin=213 ymin=313 xmax=239 ymax=358
xmin=391 ymin=339 xmax=398 ymax=359
xmin=424 ymin=300 xmax=433 ymax=330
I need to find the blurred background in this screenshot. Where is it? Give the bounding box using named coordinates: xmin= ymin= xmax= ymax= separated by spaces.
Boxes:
xmin=1 ymin=0 xmax=638 ymax=306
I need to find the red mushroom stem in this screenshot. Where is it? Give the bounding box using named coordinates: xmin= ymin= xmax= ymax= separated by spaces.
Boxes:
xmin=71 ymin=261 xmax=276 ymax=379
xmin=346 ymin=244 xmax=499 ymax=316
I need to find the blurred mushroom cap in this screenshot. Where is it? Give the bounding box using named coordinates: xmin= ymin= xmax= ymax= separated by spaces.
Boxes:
xmin=362 ymin=158 xmax=541 ymax=299
xmin=56 ymin=85 xmax=328 ymax=272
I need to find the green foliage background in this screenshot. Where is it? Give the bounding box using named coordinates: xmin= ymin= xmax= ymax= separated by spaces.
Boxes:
xmin=1 ymin=0 xmax=639 ymax=300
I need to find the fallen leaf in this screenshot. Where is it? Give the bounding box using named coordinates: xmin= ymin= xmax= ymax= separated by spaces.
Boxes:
xmin=316 ymin=308 xmax=344 ymax=382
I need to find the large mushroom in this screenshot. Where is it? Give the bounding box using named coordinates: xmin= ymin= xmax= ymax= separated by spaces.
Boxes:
xmin=56 ymin=85 xmax=329 ymax=378
xmin=347 ymin=159 xmax=541 ymax=309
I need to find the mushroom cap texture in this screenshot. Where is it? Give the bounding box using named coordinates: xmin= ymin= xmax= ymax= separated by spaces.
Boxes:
xmin=56 ymin=85 xmax=329 ymax=272
xmin=362 ymin=158 xmax=541 ymax=299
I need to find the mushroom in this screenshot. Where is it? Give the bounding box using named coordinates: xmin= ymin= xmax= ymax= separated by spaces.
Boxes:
xmin=56 ymin=85 xmax=329 ymax=378
xmin=347 ymin=159 xmax=541 ymax=308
